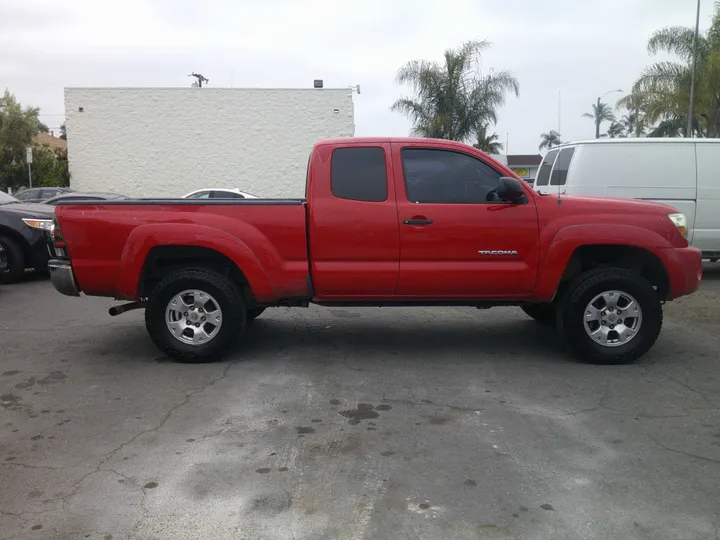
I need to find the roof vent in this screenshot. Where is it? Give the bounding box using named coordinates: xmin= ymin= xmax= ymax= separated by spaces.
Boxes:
xmin=314 ymin=79 xmax=323 ymax=89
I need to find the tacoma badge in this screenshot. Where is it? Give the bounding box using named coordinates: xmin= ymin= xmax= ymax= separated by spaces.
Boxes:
xmin=478 ymin=250 xmax=518 ymax=256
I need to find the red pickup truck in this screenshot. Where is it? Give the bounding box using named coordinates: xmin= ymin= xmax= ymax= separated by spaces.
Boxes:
xmin=48 ymin=137 xmax=701 ymax=365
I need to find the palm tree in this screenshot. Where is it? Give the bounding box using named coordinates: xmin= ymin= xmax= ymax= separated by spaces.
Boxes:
xmin=539 ymin=130 xmax=563 ymax=151
xmin=582 ymin=102 xmax=616 ymax=138
xmin=473 ymin=124 xmax=503 ymax=154
xmin=648 ymin=117 xmax=686 ymax=137
xmin=607 ymin=121 xmax=626 ymax=138
xmin=616 ymin=92 xmax=647 ymax=137
xmin=391 ymin=40 xmax=519 ymax=142
xmin=630 ymin=3 xmax=720 ymax=137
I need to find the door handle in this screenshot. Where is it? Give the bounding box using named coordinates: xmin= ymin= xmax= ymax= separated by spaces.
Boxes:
xmin=403 ymin=219 xmax=433 ymax=225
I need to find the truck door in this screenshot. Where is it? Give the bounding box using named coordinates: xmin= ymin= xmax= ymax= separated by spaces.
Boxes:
xmin=391 ymin=142 xmax=540 ymax=298
xmin=308 ymin=143 xmax=400 ymax=297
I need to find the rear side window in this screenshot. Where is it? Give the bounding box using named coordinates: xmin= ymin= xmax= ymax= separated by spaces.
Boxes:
xmin=331 ymin=147 xmax=387 ymax=202
xmin=550 ymin=148 xmax=576 ymax=186
xmin=210 ymin=191 xmax=244 ymax=199
xmin=535 ymin=150 xmax=558 ymax=187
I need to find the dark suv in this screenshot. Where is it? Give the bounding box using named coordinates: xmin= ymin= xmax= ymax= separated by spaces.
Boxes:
xmin=0 ymin=190 xmax=55 ymax=282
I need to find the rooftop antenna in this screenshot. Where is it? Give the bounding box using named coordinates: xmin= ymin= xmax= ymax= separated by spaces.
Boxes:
xmin=189 ymin=73 xmax=209 ymax=87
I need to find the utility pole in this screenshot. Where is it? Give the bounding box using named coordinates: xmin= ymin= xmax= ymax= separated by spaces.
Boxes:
xmin=189 ymin=73 xmax=209 ymax=87
xmin=595 ymin=89 xmax=623 ymax=138
xmin=687 ymin=0 xmax=701 ymax=137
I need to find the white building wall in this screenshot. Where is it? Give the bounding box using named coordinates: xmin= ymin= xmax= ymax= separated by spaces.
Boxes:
xmin=64 ymin=88 xmax=355 ymax=198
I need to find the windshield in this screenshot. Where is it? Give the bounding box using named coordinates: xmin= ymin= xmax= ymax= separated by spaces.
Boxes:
xmin=0 ymin=191 xmax=19 ymax=204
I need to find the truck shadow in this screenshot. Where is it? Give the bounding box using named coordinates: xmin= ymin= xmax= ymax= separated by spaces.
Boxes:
xmin=237 ymin=316 xmax=572 ymax=365
xmin=82 ymin=313 xmax=574 ymax=365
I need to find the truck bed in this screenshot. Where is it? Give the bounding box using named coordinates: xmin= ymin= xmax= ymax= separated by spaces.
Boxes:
xmin=54 ymin=198 xmax=310 ymax=300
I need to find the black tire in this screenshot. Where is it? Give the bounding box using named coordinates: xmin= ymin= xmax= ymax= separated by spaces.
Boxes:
xmin=246 ymin=307 xmax=266 ymax=323
xmin=145 ymin=268 xmax=247 ymax=363
xmin=558 ymin=268 xmax=662 ymax=365
xmin=521 ymin=304 xmax=556 ymax=325
xmin=0 ymin=236 xmax=25 ymax=284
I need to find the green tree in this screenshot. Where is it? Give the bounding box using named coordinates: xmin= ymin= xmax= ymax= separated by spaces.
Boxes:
xmin=0 ymin=89 xmax=49 ymax=190
xmin=582 ymin=102 xmax=616 ymax=138
xmin=616 ymin=91 xmax=647 ymax=137
xmin=607 ymin=121 xmax=626 ymax=138
xmin=473 ymin=124 xmax=503 ymax=154
xmin=31 ymin=145 xmax=70 ymax=188
xmin=539 ymin=130 xmax=563 ymax=151
xmin=391 ymin=40 xmax=519 ymax=142
xmin=630 ymin=2 xmax=720 ymax=137
xmin=0 ymin=89 xmax=47 ymax=165
xmin=648 ymin=117 xmax=686 ymax=137
xmin=59 ymin=122 xmax=67 ymax=140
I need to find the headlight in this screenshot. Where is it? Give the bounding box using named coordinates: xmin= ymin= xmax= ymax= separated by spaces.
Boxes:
xmin=668 ymin=212 xmax=687 ymax=238
xmin=21 ymin=218 xmax=53 ymax=232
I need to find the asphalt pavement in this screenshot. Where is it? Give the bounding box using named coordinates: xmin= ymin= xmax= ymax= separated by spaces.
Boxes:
xmin=1 ymin=266 xmax=719 ymax=540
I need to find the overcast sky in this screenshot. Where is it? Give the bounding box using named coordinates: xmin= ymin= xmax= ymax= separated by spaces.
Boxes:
xmin=1 ymin=0 xmax=713 ymax=154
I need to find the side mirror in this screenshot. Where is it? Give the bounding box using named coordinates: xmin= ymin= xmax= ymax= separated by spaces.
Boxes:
xmin=498 ymin=177 xmax=526 ymax=203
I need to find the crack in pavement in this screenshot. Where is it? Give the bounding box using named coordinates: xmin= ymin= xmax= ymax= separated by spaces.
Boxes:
xmin=8 ymin=361 xmax=239 ymax=538
xmin=96 ymin=360 xmax=236 ymax=469
xmin=645 ymin=433 xmax=720 ymax=465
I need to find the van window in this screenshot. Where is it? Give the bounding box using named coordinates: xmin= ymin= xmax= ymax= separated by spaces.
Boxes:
xmin=331 ymin=147 xmax=387 ymax=202
xmin=535 ymin=150 xmax=559 ymax=187
xmin=550 ymin=148 xmax=576 ymax=186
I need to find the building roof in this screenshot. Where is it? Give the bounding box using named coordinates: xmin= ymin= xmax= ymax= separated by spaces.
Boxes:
xmin=507 ymin=154 xmax=542 ymax=166
xmin=33 ymin=132 xmax=67 ymax=150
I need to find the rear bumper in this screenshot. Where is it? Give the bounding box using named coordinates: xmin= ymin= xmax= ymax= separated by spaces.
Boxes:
xmin=664 ymin=246 xmax=702 ymax=300
xmin=48 ymin=260 xmax=80 ymax=297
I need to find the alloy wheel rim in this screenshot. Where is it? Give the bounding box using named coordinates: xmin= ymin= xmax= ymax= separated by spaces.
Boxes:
xmin=583 ymin=290 xmax=642 ymax=348
xmin=165 ymin=289 xmax=223 ymax=345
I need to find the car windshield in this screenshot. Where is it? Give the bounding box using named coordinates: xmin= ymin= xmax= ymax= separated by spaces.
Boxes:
xmin=0 ymin=191 xmax=19 ymax=204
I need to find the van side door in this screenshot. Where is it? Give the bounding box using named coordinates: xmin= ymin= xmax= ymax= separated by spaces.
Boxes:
xmin=695 ymin=142 xmax=720 ymax=254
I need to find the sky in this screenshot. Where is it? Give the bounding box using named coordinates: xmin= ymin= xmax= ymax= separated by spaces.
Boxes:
xmin=1 ymin=0 xmax=714 ymax=154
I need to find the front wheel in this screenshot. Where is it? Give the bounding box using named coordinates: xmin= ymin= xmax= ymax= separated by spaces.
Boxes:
xmin=558 ymin=268 xmax=662 ymax=365
xmin=0 ymin=236 xmax=25 ymax=284
xmin=145 ymin=268 xmax=246 ymax=362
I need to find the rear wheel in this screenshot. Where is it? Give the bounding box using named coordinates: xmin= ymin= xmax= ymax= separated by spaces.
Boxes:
xmin=558 ymin=268 xmax=662 ymax=365
xmin=521 ymin=304 xmax=556 ymax=325
xmin=145 ymin=268 xmax=246 ymax=362
xmin=0 ymin=236 xmax=25 ymax=284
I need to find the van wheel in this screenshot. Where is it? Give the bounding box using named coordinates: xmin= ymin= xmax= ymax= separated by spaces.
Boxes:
xmin=246 ymin=307 xmax=265 ymax=323
xmin=521 ymin=304 xmax=556 ymax=325
xmin=558 ymin=268 xmax=662 ymax=365
xmin=145 ymin=268 xmax=246 ymax=363
xmin=0 ymin=236 xmax=25 ymax=284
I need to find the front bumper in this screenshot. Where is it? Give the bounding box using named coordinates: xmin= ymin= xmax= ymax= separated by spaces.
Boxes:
xmin=48 ymin=260 xmax=80 ymax=297
xmin=665 ymin=246 xmax=703 ymax=300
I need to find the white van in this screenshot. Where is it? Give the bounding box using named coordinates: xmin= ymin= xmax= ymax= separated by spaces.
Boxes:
xmin=534 ymin=138 xmax=720 ymax=260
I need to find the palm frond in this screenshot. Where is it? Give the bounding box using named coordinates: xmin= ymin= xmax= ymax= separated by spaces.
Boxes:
xmin=391 ymin=40 xmax=518 ymax=142
xmin=648 ymin=26 xmax=707 ymax=62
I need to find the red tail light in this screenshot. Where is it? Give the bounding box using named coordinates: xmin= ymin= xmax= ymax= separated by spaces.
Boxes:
xmin=52 ymin=216 xmax=68 ymax=258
